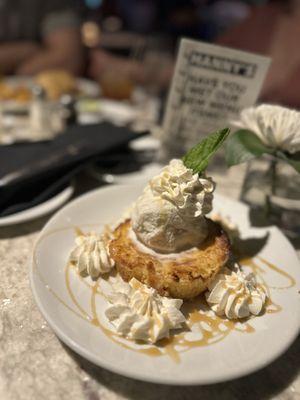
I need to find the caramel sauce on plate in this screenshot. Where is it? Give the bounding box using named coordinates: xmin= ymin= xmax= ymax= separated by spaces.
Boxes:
xmin=32 ymin=225 xmax=296 ymax=363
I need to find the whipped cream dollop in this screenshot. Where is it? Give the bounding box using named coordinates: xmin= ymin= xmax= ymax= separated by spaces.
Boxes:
xmin=206 ymin=266 xmax=267 ymax=319
xmin=69 ymin=232 xmax=114 ymax=279
xmin=105 ymin=278 xmax=186 ymax=343
xmin=131 ymin=159 xmax=215 ymax=253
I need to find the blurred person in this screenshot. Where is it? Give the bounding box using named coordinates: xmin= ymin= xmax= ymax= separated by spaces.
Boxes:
xmin=216 ymin=0 xmax=300 ymax=108
xmin=87 ymin=0 xmax=198 ymax=96
xmin=0 ymin=0 xmax=84 ymax=75
xmin=88 ymin=0 xmax=300 ymax=107
xmin=87 ymin=0 xmax=256 ymax=96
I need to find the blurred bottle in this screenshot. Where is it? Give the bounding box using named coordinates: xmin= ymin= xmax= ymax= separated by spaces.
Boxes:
xmin=60 ymin=94 xmax=77 ymax=126
xmin=30 ymin=86 xmax=53 ymax=140
xmin=99 ymin=70 xmax=134 ymax=100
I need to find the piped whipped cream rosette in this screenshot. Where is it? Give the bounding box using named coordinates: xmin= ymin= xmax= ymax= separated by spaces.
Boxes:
xmin=105 ymin=278 xmax=186 ymax=343
xmin=206 ymin=265 xmax=267 ymax=319
xmin=69 ymin=232 xmax=115 ymax=279
xmin=131 ymin=159 xmax=215 ymax=253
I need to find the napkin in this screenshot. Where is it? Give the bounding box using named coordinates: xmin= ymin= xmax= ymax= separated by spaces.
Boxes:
xmin=0 ymin=122 xmax=145 ymax=217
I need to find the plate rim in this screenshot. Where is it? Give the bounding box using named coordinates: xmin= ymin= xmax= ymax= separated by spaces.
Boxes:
xmin=30 ymin=185 xmax=300 ymax=385
xmin=0 ymin=184 xmax=74 ymax=226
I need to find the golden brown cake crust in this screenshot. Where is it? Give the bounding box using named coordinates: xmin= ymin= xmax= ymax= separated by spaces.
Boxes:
xmin=109 ymin=219 xmax=230 ymax=299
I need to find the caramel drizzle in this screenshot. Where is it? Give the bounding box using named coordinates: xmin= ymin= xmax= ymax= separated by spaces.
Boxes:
xmin=240 ymin=257 xmax=284 ymax=313
xmin=258 ymin=257 xmax=296 ymax=289
xmin=32 ymin=225 xmax=296 ymax=363
xmin=62 ymin=257 xmax=285 ymax=363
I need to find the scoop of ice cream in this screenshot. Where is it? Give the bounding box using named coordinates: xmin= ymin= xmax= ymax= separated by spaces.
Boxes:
xmin=131 ymin=159 xmax=215 ymax=253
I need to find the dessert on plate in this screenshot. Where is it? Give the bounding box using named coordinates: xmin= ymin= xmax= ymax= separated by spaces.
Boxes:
xmin=0 ymin=81 xmax=31 ymax=103
xmin=69 ymin=128 xmax=268 ymax=344
xmin=0 ymin=70 xmax=78 ymax=104
xmin=35 ymin=69 xmax=77 ymax=100
xmin=109 ymin=160 xmax=230 ymax=299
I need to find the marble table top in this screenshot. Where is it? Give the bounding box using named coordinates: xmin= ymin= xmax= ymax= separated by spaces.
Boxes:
xmin=0 ymin=161 xmax=299 ymax=400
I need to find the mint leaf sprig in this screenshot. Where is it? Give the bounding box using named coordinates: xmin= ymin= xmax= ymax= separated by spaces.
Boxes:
xmin=182 ymin=128 xmax=230 ymax=174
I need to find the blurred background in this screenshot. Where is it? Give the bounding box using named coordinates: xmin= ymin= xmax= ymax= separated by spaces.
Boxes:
xmin=1 ymin=0 xmax=300 ymax=230
xmin=0 ymin=0 xmax=300 ymax=107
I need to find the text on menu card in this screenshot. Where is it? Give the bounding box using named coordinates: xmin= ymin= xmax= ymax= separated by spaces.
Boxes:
xmin=162 ymin=39 xmax=271 ymax=155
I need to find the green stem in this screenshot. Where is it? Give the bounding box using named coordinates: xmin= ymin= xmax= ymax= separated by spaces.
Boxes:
xmin=264 ymin=157 xmax=278 ymax=219
xmin=270 ymin=157 xmax=278 ymax=196
xmin=264 ymin=193 xmax=272 ymax=219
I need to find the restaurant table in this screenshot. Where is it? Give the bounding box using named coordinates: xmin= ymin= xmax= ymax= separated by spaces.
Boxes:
xmin=0 ymin=136 xmax=299 ymax=400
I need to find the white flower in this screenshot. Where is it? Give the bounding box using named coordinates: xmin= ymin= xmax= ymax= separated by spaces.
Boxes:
xmin=233 ymin=104 xmax=300 ymax=154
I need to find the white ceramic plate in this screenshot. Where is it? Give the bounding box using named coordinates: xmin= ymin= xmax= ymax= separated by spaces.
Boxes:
xmin=30 ymin=184 xmax=300 ymax=385
xmin=0 ymin=185 xmax=74 ymax=226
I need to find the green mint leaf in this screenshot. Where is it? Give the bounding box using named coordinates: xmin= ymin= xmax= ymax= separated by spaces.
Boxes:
xmin=276 ymin=150 xmax=300 ymax=173
xmin=182 ymin=128 xmax=230 ymax=173
xmin=225 ymin=129 xmax=273 ymax=167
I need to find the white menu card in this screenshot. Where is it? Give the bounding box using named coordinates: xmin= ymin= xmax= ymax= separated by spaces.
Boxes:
xmin=161 ymin=38 xmax=271 ymax=156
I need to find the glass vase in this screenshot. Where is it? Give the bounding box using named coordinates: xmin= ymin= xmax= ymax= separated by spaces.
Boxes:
xmin=240 ymin=155 xmax=300 ymax=240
